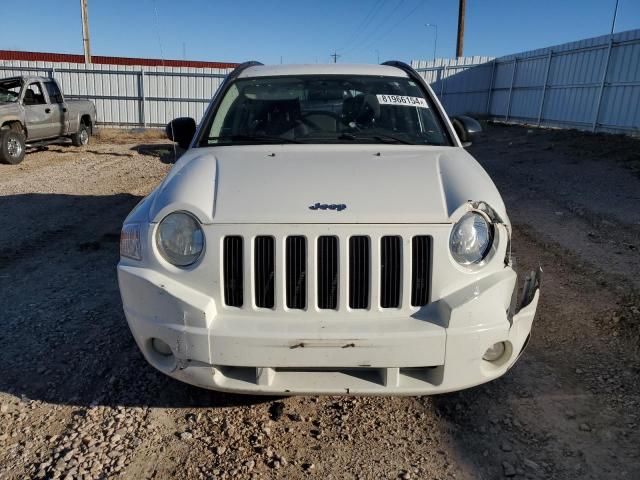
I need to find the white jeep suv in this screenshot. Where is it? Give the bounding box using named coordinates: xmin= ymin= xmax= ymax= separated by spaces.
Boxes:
xmin=117 ymin=61 xmax=540 ymax=395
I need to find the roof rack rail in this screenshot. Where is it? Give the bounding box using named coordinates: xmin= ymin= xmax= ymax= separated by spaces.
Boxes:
xmin=381 ymin=60 xmax=424 ymax=85
xmin=227 ymin=61 xmax=263 ymax=81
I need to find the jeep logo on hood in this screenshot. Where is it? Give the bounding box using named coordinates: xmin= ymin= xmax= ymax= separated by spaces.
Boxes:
xmin=309 ymin=202 xmax=347 ymax=212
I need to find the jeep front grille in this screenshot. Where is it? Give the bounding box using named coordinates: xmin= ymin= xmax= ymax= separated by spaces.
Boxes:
xmin=223 ymin=236 xmax=244 ymax=307
xmin=349 ymin=236 xmax=370 ymax=309
xmin=380 ymin=236 xmax=402 ymax=308
xmin=254 ymin=236 xmax=275 ymax=308
xmin=221 ymin=234 xmax=431 ymax=311
xmin=286 ymin=236 xmax=307 ymax=309
xmin=317 ymin=236 xmax=339 ymax=310
xmin=411 ymin=236 xmax=432 ymax=307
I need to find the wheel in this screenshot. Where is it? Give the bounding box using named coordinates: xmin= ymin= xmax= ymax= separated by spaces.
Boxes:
xmin=71 ymin=123 xmax=90 ymax=147
xmin=0 ymin=128 xmax=26 ymax=165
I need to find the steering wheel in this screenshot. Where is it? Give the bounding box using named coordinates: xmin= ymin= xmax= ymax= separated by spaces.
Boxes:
xmin=301 ymin=111 xmax=343 ymax=131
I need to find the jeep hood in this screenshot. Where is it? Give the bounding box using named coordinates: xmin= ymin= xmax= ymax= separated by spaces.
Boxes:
xmin=148 ymin=145 xmax=507 ymax=224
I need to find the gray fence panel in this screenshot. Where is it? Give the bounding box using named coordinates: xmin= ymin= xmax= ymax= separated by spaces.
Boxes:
xmin=412 ymin=28 xmax=640 ymax=134
xmin=3 ymin=30 xmax=639 ymax=135
xmin=510 ymin=89 xmax=541 ymax=120
xmin=489 ymin=90 xmax=509 ymax=117
xmin=0 ymin=60 xmax=229 ymax=127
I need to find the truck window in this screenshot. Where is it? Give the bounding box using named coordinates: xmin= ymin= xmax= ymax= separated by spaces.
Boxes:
xmin=23 ymin=83 xmax=46 ymax=106
xmin=44 ymin=82 xmax=64 ymax=104
xmin=0 ymin=78 xmax=21 ymax=102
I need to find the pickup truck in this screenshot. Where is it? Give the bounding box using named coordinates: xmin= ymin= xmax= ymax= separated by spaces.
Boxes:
xmin=0 ymin=76 xmax=97 ymax=164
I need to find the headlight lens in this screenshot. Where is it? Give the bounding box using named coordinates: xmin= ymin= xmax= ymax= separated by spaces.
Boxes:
xmin=156 ymin=212 xmax=204 ymax=266
xmin=120 ymin=224 xmax=142 ymax=260
xmin=449 ymin=212 xmax=493 ymax=265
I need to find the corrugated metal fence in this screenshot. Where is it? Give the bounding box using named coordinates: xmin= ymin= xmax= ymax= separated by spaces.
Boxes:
xmin=0 ymin=61 xmax=231 ymax=127
xmin=412 ymin=56 xmax=495 ymax=115
xmin=2 ymin=28 xmax=639 ymax=134
xmin=412 ymin=29 xmax=640 ymax=134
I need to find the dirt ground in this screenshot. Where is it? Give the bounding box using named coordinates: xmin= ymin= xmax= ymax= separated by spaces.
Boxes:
xmin=0 ymin=124 xmax=639 ymax=480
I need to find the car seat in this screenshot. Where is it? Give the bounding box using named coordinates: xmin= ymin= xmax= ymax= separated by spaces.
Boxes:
xmin=341 ymin=94 xmax=380 ymax=127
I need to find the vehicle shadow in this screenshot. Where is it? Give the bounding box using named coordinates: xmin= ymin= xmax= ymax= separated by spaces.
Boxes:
xmin=83 ymin=149 xmax=135 ymax=157
xmin=0 ymin=192 xmax=273 ymax=409
xmin=132 ymin=144 xmax=183 ymax=164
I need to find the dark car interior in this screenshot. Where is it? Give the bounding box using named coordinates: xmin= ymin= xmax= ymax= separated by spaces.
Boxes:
xmin=23 ymin=83 xmax=46 ymax=105
xmin=209 ymin=75 xmax=450 ymax=145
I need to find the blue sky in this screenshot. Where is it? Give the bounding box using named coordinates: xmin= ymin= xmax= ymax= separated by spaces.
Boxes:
xmin=1 ymin=0 xmax=637 ymax=64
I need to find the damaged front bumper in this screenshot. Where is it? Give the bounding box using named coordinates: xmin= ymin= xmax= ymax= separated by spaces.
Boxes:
xmin=117 ymin=264 xmax=540 ymax=396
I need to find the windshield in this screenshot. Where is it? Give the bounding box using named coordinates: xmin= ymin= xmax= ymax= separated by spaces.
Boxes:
xmin=201 ymin=75 xmax=452 ymax=146
xmin=0 ymin=79 xmax=22 ymax=103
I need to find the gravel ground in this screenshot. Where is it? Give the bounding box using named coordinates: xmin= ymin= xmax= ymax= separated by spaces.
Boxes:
xmin=0 ymin=125 xmax=639 ymax=479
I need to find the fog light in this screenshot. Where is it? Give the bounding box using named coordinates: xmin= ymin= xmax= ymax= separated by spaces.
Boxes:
xmin=483 ymin=342 xmax=506 ymax=361
xmin=151 ymin=338 xmax=173 ymax=356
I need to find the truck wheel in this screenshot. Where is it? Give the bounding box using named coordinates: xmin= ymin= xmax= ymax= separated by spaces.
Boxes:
xmin=0 ymin=129 xmax=26 ymax=165
xmin=71 ymin=123 xmax=90 ymax=147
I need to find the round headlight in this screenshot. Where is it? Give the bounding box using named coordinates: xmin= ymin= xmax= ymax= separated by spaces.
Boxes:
xmin=449 ymin=212 xmax=493 ymax=265
xmin=156 ymin=212 xmax=204 ymax=266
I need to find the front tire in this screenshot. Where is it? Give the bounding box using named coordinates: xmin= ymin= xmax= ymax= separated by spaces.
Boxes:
xmin=71 ymin=123 xmax=90 ymax=147
xmin=0 ymin=129 xmax=26 ymax=165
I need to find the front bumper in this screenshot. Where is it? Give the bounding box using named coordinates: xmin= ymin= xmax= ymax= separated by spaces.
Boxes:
xmin=117 ymin=264 xmax=540 ymax=395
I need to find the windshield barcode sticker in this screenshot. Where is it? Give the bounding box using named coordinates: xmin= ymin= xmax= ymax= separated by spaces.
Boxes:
xmin=376 ymin=94 xmax=428 ymax=108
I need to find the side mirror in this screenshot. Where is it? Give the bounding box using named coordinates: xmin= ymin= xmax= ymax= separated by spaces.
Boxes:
xmin=451 ymin=115 xmax=482 ymax=147
xmin=166 ymin=117 xmax=196 ymax=149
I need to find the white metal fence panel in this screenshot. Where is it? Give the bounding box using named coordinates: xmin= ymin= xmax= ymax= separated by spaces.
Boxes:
xmin=3 ymin=29 xmax=639 ymax=136
xmin=412 ymin=29 xmax=640 ymax=135
xmin=412 ymin=56 xmax=495 ymax=119
xmin=0 ymin=60 xmax=230 ymax=127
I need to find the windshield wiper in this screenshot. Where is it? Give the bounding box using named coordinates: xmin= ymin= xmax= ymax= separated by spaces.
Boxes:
xmin=337 ymin=132 xmax=415 ymax=145
xmin=207 ymin=134 xmax=301 ymax=144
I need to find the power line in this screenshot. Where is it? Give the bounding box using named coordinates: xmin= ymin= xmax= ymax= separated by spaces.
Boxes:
xmin=349 ymin=0 xmax=424 ymax=55
xmin=341 ymin=0 xmax=406 ymax=56
xmin=337 ymin=0 xmax=386 ymax=51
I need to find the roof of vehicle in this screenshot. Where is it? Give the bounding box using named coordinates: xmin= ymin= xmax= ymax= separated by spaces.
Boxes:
xmin=1 ymin=76 xmax=54 ymax=84
xmin=237 ymin=63 xmax=410 ymax=79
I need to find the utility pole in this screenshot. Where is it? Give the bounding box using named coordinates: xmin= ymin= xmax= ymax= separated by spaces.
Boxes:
xmin=330 ymin=51 xmax=341 ymax=63
xmin=456 ymin=0 xmax=465 ymax=58
xmin=425 ymin=24 xmax=438 ymax=62
xmin=80 ymin=0 xmax=91 ymax=63
xmin=610 ymin=0 xmax=619 ymax=35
